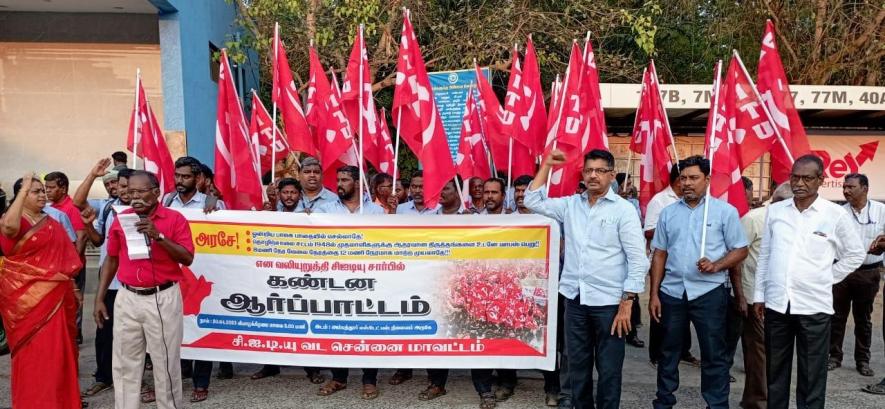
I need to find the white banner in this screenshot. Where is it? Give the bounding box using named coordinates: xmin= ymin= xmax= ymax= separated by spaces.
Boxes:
xmin=809 ymin=135 xmax=884 ymax=201
xmin=177 ymin=210 xmax=561 ymax=370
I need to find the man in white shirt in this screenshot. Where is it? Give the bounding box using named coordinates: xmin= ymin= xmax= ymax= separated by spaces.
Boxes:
xmin=396 ymin=171 xmax=440 ymax=214
xmin=645 ymin=164 xmax=699 ymax=368
xmin=736 ymin=182 xmax=792 ymax=409
xmin=753 ymin=155 xmax=866 ymax=409
xmin=829 ymin=173 xmax=885 ymax=377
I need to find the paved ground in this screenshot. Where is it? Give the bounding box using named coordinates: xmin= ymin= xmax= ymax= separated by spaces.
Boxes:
xmin=2 ymin=260 xmax=884 ymax=408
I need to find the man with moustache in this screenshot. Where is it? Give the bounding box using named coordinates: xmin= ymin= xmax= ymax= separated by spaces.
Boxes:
xmin=434 ymin=176 xmax=468 ymax=215
xmin=468 ymin=176 xmax=486 ymax=212
xmin=395 ymin=179 xmax=409 ymax=204
xmin=754 ymin=155 xmax=865 ymax=409
xmin=526 ymin=149 xmax=648 ymax=409
xmin=314 ymin=166 xmax=384 ymax=400
xmin=479 ymin=178 xmax=512 ymax=215
xmin=94 ymin=170 xmax=195 ymax=409
xmin=299 ymin=157 xmax=338 ymax=211
xmin=396 ymin=171 xmax=440 ymax=214
xmin=251 ymin=177 xmax=326 ymax=384
xmin=162 ymin=156 xmax=226 ymax=401
xmin=371 ymin=173 xmax=398 ymax=214
xmin=512 ymin=175 xmax=534 ymax=214
xmin=829 ymin=173 xmax=885 ymax=378
xmin=73 ymin=160 xmax=134 ymax=396
xmin=649 ymin=156 xmax=748 ymax=409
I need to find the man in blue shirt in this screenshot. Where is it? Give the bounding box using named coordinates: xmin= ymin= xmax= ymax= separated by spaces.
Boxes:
xmin=649 ymin=156 xmax=748 ymax=409
xmin=526 ymin=149 xmax=649 ymax=409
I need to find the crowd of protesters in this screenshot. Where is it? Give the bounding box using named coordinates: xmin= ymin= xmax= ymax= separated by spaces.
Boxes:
xmin=0 ymin=148 xmax=883 ymax=409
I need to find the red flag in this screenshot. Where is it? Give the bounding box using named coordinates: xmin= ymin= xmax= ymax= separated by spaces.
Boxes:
xmin=580 ymin=38 xmax=609 ymax=154
xmin=758 ymin=20 xmax=809 ymax=183
xmin=456 ymin=88 xmax=493 ymax=183
xmin=305 ymin=47 xmax=357 ymax=189
xmin=545 ymin=43 xmax=586 ymax=198
xmin=214 ymin=49 xmax=263 ymax=210
xmin=707 ymin=59 xmax=750 ymax=216
xmin=272 ymin=25 xmax=315 ymax=156
xmin=545 ymin=76 xmax=561 ymax=150
xmin=126 ymin=78 xmax=175 ymax=195
xmin=473 ymin=63 xmax=507 ymax=173
xmin=630 ymin=64 xmax=674 ymax=216
xmin=375 ymin=108 xmax=396 ymax=175
xmin=728 ymin=52 xmax=780 ymax=172
xmin=521 ymin=37 xmax=548 ymax=158
xmin=500 ymin=48 xmax=537 ymax=178
xmin=390 ymin=11 xmax=456 ymax=208
xmin=341 ymin=26 xmax=383 ymax=171
xmin=249 ymin=91 xmax=290 ymax=177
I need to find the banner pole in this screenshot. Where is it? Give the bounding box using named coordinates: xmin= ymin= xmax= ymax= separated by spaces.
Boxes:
xmin=132 ymin=68 xmax=141 ymax=170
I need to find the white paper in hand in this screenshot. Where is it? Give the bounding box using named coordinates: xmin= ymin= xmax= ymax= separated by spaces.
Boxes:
xmin=114 ymin=206 xmax=150 ymax=260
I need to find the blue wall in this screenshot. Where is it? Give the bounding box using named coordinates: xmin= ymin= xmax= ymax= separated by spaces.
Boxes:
xmin=152 ymin=0 xmax=259 ymax=167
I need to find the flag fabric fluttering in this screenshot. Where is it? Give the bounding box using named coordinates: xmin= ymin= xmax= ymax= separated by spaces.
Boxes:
xmin=630 ymin=64 xmax=674 ymax=216
xmin=249 ymin=91 xmax=290 ymax=177
xmin=500 ymin=47 xmax=538 ymax=179
xmin=271 ymin=24 xmax=315 ymax=156
xmin=375 ymin=108 xmax=396 ymax=175
xmin=341 ymin=25 xmax=383 ymax=175
xmin=391 ymin=10 xmax=456 ymax=208
xmin=456 ymin=87 xmax=493 ymax=184
xmin=126 ymin=77 xmax=176 ymax=195
xmin=214 ymin=49 xmax=263 ymax=210
xmin=521 ymin=36 xmax=548 ymax=158
xmin=706 ymin=59 xmax=750 ymax=216
xmin=757 ymin=20 xmax=809 ymax=184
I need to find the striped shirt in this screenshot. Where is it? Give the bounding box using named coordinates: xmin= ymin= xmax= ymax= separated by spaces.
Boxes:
xmin=843 ymin=200 xmax=885 ymax=265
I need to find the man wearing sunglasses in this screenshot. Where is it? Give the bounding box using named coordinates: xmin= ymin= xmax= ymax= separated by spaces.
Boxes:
xmin=831 ymin=173 xmax=885 ymax=378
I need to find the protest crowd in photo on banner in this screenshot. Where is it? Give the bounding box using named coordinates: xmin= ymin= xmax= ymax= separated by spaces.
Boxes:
xmin=1 ymin=6 xmax=885 ymax=409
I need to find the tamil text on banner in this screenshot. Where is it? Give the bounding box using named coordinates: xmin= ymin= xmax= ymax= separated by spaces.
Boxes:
xmin=429 ymin=68 xmax=491 ymax=160
xmin=809 ymin=135 xmax=883 ymax=201
xmin=178 ymin=210 xmax=561 ymax=370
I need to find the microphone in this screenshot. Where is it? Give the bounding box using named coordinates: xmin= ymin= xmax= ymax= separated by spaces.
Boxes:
xmin=138 ymin=214 xmax=152 ymax=247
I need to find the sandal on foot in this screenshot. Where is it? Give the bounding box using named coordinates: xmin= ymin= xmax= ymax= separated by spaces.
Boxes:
xmin=388 ymin=370 xmax=413 ymax=385
xmin=418 ymin=385 xmax=447 ymax=401
xmin=317 ymin=380 xmax=347 ymax=396
xmin=861 ymin=382 xmax=885 ymax=395
xmin=361 ymin=384 xmax=379 ymax=400
xmin=140 ymin=389 xmax=155 ymax=404
xmin=83 ymin=381 xmax=112 ymax=397
xmin=190 ymin=388 xmax=209 ymax=403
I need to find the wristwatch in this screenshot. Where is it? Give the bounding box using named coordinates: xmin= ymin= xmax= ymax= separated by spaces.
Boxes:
xmin=621 ymin=292 xmax=636 ymax=302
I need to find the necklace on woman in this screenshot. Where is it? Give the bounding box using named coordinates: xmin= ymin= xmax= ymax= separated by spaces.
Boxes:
xmin=22 ymin=210 xmax=41 ymax=225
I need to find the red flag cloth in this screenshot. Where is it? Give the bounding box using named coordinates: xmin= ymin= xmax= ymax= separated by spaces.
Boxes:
xmin=272 ymin=28 xmax=315 ymax=155
xmin=579 ymin=39 xmax=609 ymax=154
xmin=306 ymin=47 xmax=357 ymax=190
xmin=707 ymin=59 xmax=750 ymax=216
xmin=341 ymin=27 xmax=383 ymax=173
xmin=249 ymin=91 xmax=290 ymax=177
xmin=758 ymin=20 xmax=810 ymax=184
xmin=456 ymin=88 xmax=493 ymax=183
xmin=522 ymin=37 xmax=548 ymax=158
xmin=545 ymin=43 xmax=586 ymax=198
xmin=500 ymin=49 xmax=537 ymax=178
xmin=126 ymin=78 xmax=175 ymax=195
xmin=375 ymin=108 xmax=396 ymax=175
xmin=728 ymin=54 xmax=779 ymax=172
xmin=630 ymin=65 xmax=674 ymax=216
xmin=214 ymin=50 xmax=263 ymax=210
xmin=390 ymin=11 xmax=456 ymax=208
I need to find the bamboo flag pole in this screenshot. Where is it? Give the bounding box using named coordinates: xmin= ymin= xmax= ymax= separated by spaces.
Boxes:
xmin=700 ymin=60 xmax=723 ymax=260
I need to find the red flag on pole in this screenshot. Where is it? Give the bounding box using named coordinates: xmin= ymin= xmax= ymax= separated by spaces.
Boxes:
xmin=580 ymin=38 xmax=609 ymax=154
xmin=250 ymin=91 xmax=290 ymax=177
xmin=707 ymin=59 xmax=750 ymax=216
xmin=214 ymin=49 xmax=263 ymax=210
xmin=126 ymin=78 xmax=175 ymax=195
xmin=521 ymin=36 xmax=548 ymax=158
xmin=342 ymin=27 xmax=385 ymax=174
xmin=546 ymin=42 xmax=587 ymax=198
xmin=630 ymin=65 xmax=674 ymax=216
xmin=501 ymin=47 xmax=537 ymax=178
xmin=375 ymin=108 xmax=396 ymax=175
xmin=272 ymin=26 xmax=314 ymax=156
xmin=456 ymin=87 xmax=493 ymax=183
xmin=391 ymin=10 xmax=456 ymax=208
xmin=306 ymin=47 xmax=357 ymax=189
xmin=757 ymin=20 xmax=809 ymax=183
xmin=473 ymin=62 xmax=508 ymax=173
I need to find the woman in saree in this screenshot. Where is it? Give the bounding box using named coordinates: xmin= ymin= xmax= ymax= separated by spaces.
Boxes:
xmin=0 ymin=174 xmax=83 ymax=408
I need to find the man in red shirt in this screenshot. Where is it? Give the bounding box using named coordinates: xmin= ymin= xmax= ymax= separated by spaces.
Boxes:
xmin=93 ymin=170 xmax=195 ymax=409
xmin=45 ymin=171 xmax=88 ymax=343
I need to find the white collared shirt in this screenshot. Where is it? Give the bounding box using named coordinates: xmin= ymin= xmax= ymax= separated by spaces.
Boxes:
xmin=643 ymin=186 xmax=679 ymax=231
xmin=842 ymin=200 xmax=885 ymax=265
xmin=754 ymin=196 xmax=866 ymax=315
